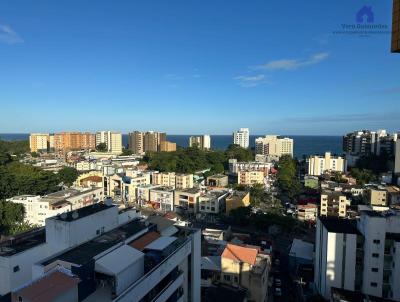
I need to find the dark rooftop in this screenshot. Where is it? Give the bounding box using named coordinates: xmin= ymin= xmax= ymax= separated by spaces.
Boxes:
xmin=202 ymin=284 xmax=247 ymax=302
xmin=42 ymin=219 xmax=148 ymax=266
xmin=53 ymin=203 xmax=114 ymax=222
xmin=0 ymin=228 xmax=46 ymax=257
xmin=319 ymin=217 xmax=360 ymax=235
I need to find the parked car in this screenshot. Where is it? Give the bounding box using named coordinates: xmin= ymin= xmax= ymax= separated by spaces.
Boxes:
xmin=274 ymin=287 xmax=282 ymax=296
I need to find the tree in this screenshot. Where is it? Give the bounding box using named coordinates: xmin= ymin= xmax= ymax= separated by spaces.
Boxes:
xmin=96 ymin=143 xmax=107 ymax=152
xmin=250 ymin=183 xmax=264 ymax=206
xmin=121 ymin=148 xmax=133 ymax=156
xmin=225 ymin=144 xmax=253 ymax=162
xmin=0 ymin=200 xmax=26 ymax=235
xmin=229 ymin=206 xmax=251 ymax=226
xmin=350 ymin=168 xmax=376 ymax=185
xmin=57 ymin=167 xmax=79 ymax=187
xmin=277 ymin=155 xmax=301 ymax=199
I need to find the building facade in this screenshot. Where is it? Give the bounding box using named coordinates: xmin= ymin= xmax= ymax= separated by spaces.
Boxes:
xmin=159 ymin=141 xmax=177 ymax=152
xmin=392 ymin=0 xmax=400 ymax=53
xmin=189 ymin=135 xmax=211 ymax=150
xmin=320 ymin=191 xmax=349 ymax=218
xmin=53 ymin=132 xmax=96 ymax=152
xmin=233 ymin=128 xmax=249 ymax=149
xmin=128 ymin=131 xmax=166 ymax=153
xmin=238 ymin=170 xmax=264 ymax=187
xmin=96 ymin=131 xmax=122 ymax=154
xmin=255 ymin=135 xmax=293 ymax=158
xmin=29 ymin=133 xmax=51 ymax=153
xmin=307 ymin=152 xmax=346 ymax=176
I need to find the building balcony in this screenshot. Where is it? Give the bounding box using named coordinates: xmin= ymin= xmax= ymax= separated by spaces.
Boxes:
xmin=152 ymin=272 xmax=184 ymax=302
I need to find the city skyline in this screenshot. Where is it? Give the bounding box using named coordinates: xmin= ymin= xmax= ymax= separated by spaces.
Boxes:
xmin=0 ymin=0 xmax=399 ymax=134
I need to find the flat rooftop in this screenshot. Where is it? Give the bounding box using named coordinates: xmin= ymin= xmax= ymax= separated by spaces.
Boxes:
xmin=208 ymin=174 xmax=227 ymax=179
xmin=53 ymin=203 xmax=114 ymax=222
xmin=319 ymin=217 xmax=360 ymax=235
xmin=41 ymin=188 xmax=100 ymax=205
xmin=42 ymin=219 xmax=148 ymax=266
xmin=176 ymin=188 xmax=201 ymax=194
xmin=0 ymin=228 xmax=46 ymax=257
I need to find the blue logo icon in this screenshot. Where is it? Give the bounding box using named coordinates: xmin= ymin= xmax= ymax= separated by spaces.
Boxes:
xmin=356 ymin=6 xmax=374 ymax=23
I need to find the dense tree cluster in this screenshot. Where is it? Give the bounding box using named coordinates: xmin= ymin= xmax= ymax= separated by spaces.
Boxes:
xmin=144 ymin=144 xmax=253 ymax=174
xmin=0 ymin=200 xmax=33 ymax=236
xmin=0 ymin=139 xmax=29 ymax=156
xmin=276 ymin=155 xmax=301 ymax=199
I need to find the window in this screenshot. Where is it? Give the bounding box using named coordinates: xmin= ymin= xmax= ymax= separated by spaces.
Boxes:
xmin=18 ymin=297 xmax=23 ymax=302
xmin=96 ymin=229 xmax=100 ymax=235
xmin=371 ymin=282 xmax=377 ymax=287
xmin=234 ymin=276 xmax=238 ymax=283
xmin=372 ymin=253 xmax=379 ymax=258
xmin=373 ymin=239 xmax=380 ymax=244
xmin=223 ymin=274 xmax=231 ymax=281
xmin=13 ymin=265 xmax=20 ymax=272
xmin=372 ymin=268 xmax=378 ymax=272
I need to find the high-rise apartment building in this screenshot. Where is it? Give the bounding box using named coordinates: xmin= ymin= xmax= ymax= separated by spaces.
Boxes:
xmin=343 ymin=130 xmax=397 ymax=157
xmin=255 ymin=135 xmax=293 ymax=158
xmin=307 ymin=152 xmax=346 ymax=176
xmin=233 ymin=128 xmax=249 ymax=149
xmin=53 ymin=132 xmax=96 ymax=152
xmin=395 ymin=139 xmax=400 ymax=175
xmin=392 ymin=0 xmax=400 ymax=53
xmin=128 ymin=131 xmax=166 ymax=153
xmin=189 ymin=135 xmax=211 ymax=150
xmin=96 ymin=131 xmax=122 ymax=154
xmin=315 ymin=210 xmax=400 ymax=301
xmin=29 ymin=133 xmax=51 ymax=152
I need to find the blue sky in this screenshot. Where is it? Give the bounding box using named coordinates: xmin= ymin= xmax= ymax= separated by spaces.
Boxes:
xmin=0 ymin=0 xmax=399 ymax=135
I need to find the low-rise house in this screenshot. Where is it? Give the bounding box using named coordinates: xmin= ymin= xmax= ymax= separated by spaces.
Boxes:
xmin=238 ymin=170 xmax=264 ymax=187
xmin=149 ymin=186 xmax=175 ymax=212
xmin=387 ymin=186 xmax=400 ymax=205
xmin=367 ymin=186 xmax=388 ymax=206
xmin=174 ymin=188 xmax=201 ymax=213
xmin=199 ymin=190 xmax=229 ymax=214
xmin=7 ymin=188 xmax=103 ymax=226
xmin=152 ymin=172 xmax=194 ymax=189
xmin=207 ymin=174 xmax=228 ymax=187
xmin=221 ymin=243 xmax=270 ymax=302
xmin=320 ymin=191 xmax=350 ymax=218
xmin=225 ymin=191 xmax=250 ymax=214
xmin=297 ymin=203 xmax=318 ymax=222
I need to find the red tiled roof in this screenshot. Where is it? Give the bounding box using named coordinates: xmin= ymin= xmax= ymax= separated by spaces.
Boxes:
xmin=18 ymin=271 xmax=80 ymax=302
xmin=81 ymin=176 xmax=102 ymax=182
xmin=129 ymin=231 xmax=160 ymax=251
xmin=222 ymin=243 xmax=258 ymax=265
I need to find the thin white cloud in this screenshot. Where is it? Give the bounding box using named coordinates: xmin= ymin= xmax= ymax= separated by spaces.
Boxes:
xmin=255 ymin=52 xmax=329 ymax=71
xmin=234 ymin=74 xmax=267 ymax=87
xmin=164 ymin=73 xmax=184 ymax=80
xmin=0 ymin=24 xmax=23 ymax=44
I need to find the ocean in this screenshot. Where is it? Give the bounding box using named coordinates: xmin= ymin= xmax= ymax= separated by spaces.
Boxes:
xmin=0 ymin=133 xmax=343 ymax=158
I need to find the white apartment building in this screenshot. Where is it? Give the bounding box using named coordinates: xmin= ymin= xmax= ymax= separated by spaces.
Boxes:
xmin=255 ymin=135 xmax=293 ymax=159
xmin=315 ymin=210 xmax=400 ymax=301
xmin=7 ymin=188 xmax=103 ymax=226
xmin=395 ymin=139 xmax=400 ymax=175
xmin=1 ymin=204 xmax=201 ymax=302
xmin=149 ymin=186 xmax=175 ymax=212
xmin=233 ymin=128 xmax=250 ymax=149
xmin=189 ymin=135 xmax=211 ymax=150
xmin=199 ymin=190 xmax=229 ymax=214
xmin=308 ymin=152 xmax=346 ymax=176
xmin=96 ymin=131 xmax=123 ymax=154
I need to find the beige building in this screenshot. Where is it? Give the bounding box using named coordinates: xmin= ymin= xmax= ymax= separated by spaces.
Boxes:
xmin=368 ymin=187 xmax=388 ymax=206
xmin=29 ymin=133 xmax=51 ymax=152
xmin=104 ymin=172 xmax=151 ymax=203
xmin=320 ymin=192 xmax=349 ymax=218
xmin=221 ymin=243 xmax=270 ymax=302
xmin=53 ymin=132 xmax=96 ymax=152
xmin=159 ymin=141 xmax=176 ymax=152
xmin=207 ymin=174 xmax=229 ymax=187
xmin=255 ymin=135 xmax=293 ymax=158
xmin=238 ymin=170 xmax=264 ymax=187
xmin=225 ymin=191 xmax=250 ymax=214
xmin=308 ymin=152 xmax=346 ymax=176
xmin=297 ymin=204 xmax=318 ymax=222
xmin=96 ymin=131 xmax=122 ymax=154
xmin=128 ymin=131 xmax=166 ymax=153
xmin=174 ymin=188 xmax=201 ymax=213
xmin=152 ymin=172 xmax=193 ymax=189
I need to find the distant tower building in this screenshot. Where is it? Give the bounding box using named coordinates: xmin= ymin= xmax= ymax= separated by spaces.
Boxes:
xmin=128 ymin=131 xmax=166 ymax=153
xmin=255 ymin=135 xmax=293 ymax=159
xmin=233 ymin=128 xmax=249 ymax=149
xmin=29 ymin=133 xmax=51 ymax=153
xmin=189 ymin=135 xmax=211 ymax=150
xmin=96 ymin=131 xmax=122 ymax=154
xmin=395 ymin=139 xmax=400 ymax=175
